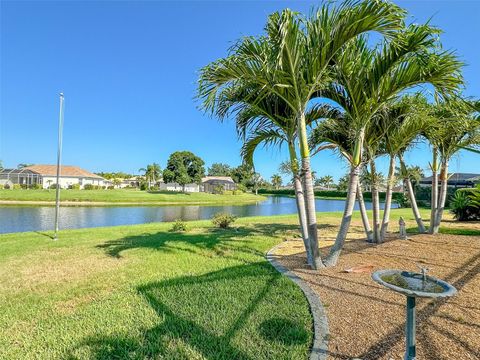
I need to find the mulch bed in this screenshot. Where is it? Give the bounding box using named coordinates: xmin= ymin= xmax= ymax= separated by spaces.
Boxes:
xmin=274 ymin=229 xmax=480 ymax=359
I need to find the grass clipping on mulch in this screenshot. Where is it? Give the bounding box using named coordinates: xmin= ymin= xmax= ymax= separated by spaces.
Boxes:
xmin=275 ymin=223 xmax=480 ymax=360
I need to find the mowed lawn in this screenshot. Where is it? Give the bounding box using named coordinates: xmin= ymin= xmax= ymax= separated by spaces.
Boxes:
xmin=0 ymin=216 xmax=313 ymax=360
xmin=0 ymin=189 xmax=265 ymax=205
xmin=1 ymin=208 xmax=474 ymax=359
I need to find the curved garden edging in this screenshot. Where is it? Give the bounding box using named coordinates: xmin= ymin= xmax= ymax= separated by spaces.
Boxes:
xmin=266 ymin=243 xmax=329 ymax=360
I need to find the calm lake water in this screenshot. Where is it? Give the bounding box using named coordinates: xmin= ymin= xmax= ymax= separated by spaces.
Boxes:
xmin=0 ymin=196 xmax=393 ymax=234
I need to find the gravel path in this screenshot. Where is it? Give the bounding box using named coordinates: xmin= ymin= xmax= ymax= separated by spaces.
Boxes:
xmin=273 ymin=224 xmax=480 ymax=359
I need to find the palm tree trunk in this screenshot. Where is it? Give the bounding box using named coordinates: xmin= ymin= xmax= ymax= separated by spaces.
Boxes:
xmin=370 ymin=160 xmax=381 ymax=243
xmin=293 ymin=175 xmax=313 ymax=265
xmin=433 ymin=159 xmax=448 ymax=234
xmin=429 ymin=148 xmax=438 ymax=234
xmin=405 ymin=178 xmax=426 ymax=233
xmin=324 ymin=164 xmax=360 ymax=266
xmin=357 ymin=181 xmax=373 ymax=242
xmin=380 ymin=155 xmax=396 ymax=241
xmin=399 ymin=156 xmax=426 ymax=233
xmin=298 ymin=112 xmax=322 ymax=269
xmin=289 ymin=143 xmax=312 ymax=266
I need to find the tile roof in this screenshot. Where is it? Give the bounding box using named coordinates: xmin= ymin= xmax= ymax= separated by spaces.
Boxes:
xmin=25 ymin=165 xmax=104 ymax=179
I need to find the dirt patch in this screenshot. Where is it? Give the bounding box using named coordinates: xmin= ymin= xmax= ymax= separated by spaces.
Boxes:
xmin=274 ymin=225 xmax=480 ymax=359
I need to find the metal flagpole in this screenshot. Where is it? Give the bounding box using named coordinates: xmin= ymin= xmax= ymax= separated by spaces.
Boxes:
xmin=53 ymin=92 xmax=65 ymax=240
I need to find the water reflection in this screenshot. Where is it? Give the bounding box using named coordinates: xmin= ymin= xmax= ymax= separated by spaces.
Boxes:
xmin=0 ymin=196 xmax=395 ymax=234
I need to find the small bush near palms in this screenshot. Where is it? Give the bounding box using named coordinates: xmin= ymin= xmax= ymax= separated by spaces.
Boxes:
xmin=170 ymin=219 xmax=188 ymax=232
xmin=450 ymin=190 xmax=480 ymax=221
xmin=69 ymin=184 xmax=80 ymax=190
xmin=212 ymin=212 xmax=237 ymax=229
xmin=12 ymin=184 xmax=21 ymax=190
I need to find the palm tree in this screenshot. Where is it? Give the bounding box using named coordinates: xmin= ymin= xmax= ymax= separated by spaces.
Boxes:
xmin=139 ymin=163 xmax=161 ymax=190
xmin=397 ymin=162 xmax=427 ymax=233
xmin=198 ymin=1 xmax=409 ymax=269
xmin=310 ymin=114 xmax=373 ymax=242
xmin=323 ymin=175 xmax=334 ymax=190
xmin=219 ymin=91 xmax=335 ymax=267
xmin=271 ymin=174 xmax=282 ymax=189
xmin=424 ymin=99 xmax=480 ymax=233
xmin=315 ymin=25 xmax=463 ymax=264
xmin=374 ymin=96 xmax=429 ymax=241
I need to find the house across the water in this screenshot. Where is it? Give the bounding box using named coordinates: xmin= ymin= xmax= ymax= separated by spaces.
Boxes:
xmin=419 ymin=173 xmax=480 ymax=188
xmin=158 ymin=176 xmax=237 ymax=193
xmin=201 ymin=176 xmax=237 ymax=193
xmin=0 ymin=165 xmax=108 ymax=189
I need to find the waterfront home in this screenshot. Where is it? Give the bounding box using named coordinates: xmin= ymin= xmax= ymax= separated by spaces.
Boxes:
xmin=201 ymin=176 xmax=237 ymax=193
xmin=419 ymin=173 xmax=480 ymax=189
xmin=0 ymin=165 xmax=108 ymax=189
xmin=158 ymin=176 xmax=237 ymax=193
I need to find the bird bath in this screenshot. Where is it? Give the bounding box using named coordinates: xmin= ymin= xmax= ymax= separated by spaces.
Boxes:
xmin=372 ymin=268 xmax=457 ymax=360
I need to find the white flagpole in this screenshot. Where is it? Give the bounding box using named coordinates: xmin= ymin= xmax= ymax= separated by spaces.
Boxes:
xmin=53 ymin=92 xmax=65 ymax=240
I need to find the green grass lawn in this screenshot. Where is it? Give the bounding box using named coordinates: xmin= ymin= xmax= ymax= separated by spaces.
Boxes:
xmin=0 ymin=216 xmax=313 ymax=359
xmin=1 ymin=208 xmax=476 ymax=359
xmin=0 ymin=189 xmax=265 ymax=205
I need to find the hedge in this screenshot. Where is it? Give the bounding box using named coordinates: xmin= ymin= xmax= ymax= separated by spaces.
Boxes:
xmin=258 ymin=188 xmax=403 ymax=202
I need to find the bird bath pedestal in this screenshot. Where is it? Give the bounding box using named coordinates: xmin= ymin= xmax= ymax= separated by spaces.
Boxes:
xmin=372 ymin=269 xmax=457 ymax=360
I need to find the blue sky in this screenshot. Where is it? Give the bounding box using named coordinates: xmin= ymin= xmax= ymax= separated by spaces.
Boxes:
xmin=1 ymin=0 xmax=479 ymax=181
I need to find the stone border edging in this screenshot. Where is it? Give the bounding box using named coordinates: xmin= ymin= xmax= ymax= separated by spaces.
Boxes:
xmin=266 ymin=243 xmax=329 ymax=360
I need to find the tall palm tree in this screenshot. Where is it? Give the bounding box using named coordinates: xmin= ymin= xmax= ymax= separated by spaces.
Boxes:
xmin=139 ymin=163 xmax=161 ymax=189
xmin=311 ymin=116 xmax=374 ymax=242
xmin=424 ymin=99 xmax=480 ymax=233
xmin=234 ymin=96 xmax=337 ymax=267
xmin=375 ymin=96 xmax=429 ymax=241
xmin=271 ymin=174 xmax=282 ymax=189
xmin=316 ymin=25 xmax=463 ymax=264
xmin=198 ymin=1 xmax=408 ymax=269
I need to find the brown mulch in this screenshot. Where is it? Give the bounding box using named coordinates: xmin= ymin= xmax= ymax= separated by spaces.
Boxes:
xmin=274 ymin=226 xmax=480 ymax=359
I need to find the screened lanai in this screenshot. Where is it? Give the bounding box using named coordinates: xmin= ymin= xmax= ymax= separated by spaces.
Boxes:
xmin=0 ymin=168 xmax=42 ymax=187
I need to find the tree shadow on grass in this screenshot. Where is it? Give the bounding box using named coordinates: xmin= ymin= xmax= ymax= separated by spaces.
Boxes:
xmin=96 ymin=223 xmax=302 ymax=263
xmin=68 ymin=262 xmax=311 ymax=359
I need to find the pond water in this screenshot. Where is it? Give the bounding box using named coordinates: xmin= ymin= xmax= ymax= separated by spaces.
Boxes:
xmin=0 ymin=196 xmax=394 ymax=234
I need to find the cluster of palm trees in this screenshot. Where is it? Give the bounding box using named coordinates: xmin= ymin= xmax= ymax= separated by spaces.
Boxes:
xmin=138 ymin=163 xmax=161 ymax=190
xmin=197 ymin=0 xmax=479 ymax=269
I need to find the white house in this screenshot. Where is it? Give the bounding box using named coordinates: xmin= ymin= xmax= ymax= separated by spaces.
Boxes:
xmin=159 ymin=182 xmax=200 ymax=192
xmin=23 ymin=165 xmax=108 ymax=189
xmin=158 ymin=176 xmax=237 ymax=193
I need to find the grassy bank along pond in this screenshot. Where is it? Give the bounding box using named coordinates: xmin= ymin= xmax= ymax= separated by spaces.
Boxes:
xmin=0 ymin=189 xmax=265 ymax=206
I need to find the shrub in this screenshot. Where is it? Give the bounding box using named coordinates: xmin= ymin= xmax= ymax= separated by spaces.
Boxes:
xmin=450 ymin=189 xmax=480 ymax=221
xmin=107 ymin=185 xmax=115 ymax=190
xmin=233 ymin=189 xmax=244 ymax=195
xmin=170 ymin=219 xmax=188 ymax=232
xmin=69 ymin=184 xmax=80 ymax=190
xmin=0 ymin=184 xmax=4 ymax=190
xmin=13 ymin=184 xmax=21 ymax=190
xmin=212 ymin=185 xmax=225 ymax=194
xmin=212 ymin=212 xmax=236 ymax=229
xmin=3 ymin=184 xmax=10 ymax=189
xmin=223 ymin=190 xmax=234 ymax=195
xmin=236 ymin=184 xmax=247 ymax=192
xmin=83 ymin=184 xmax=94 ymax=190
xmin=49 ymin=184 xmax=60 ymax=189
xmin=140 ymin=182 xmax=148 ymax=191
xmin=394 ymin=193 xmax=410 ymax=208
xmin=28 ymin=183 xmax=42 ymax=190
xmin=257 ymin=188 xmax=403 ymax=202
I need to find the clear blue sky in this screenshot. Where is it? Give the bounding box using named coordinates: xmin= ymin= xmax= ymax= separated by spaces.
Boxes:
xmin=1 ymin=0 xmax=479 ymax=181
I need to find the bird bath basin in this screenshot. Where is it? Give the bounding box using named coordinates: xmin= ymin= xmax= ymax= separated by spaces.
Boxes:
xmin=372 ymin=269 xmax=457 ymax=360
